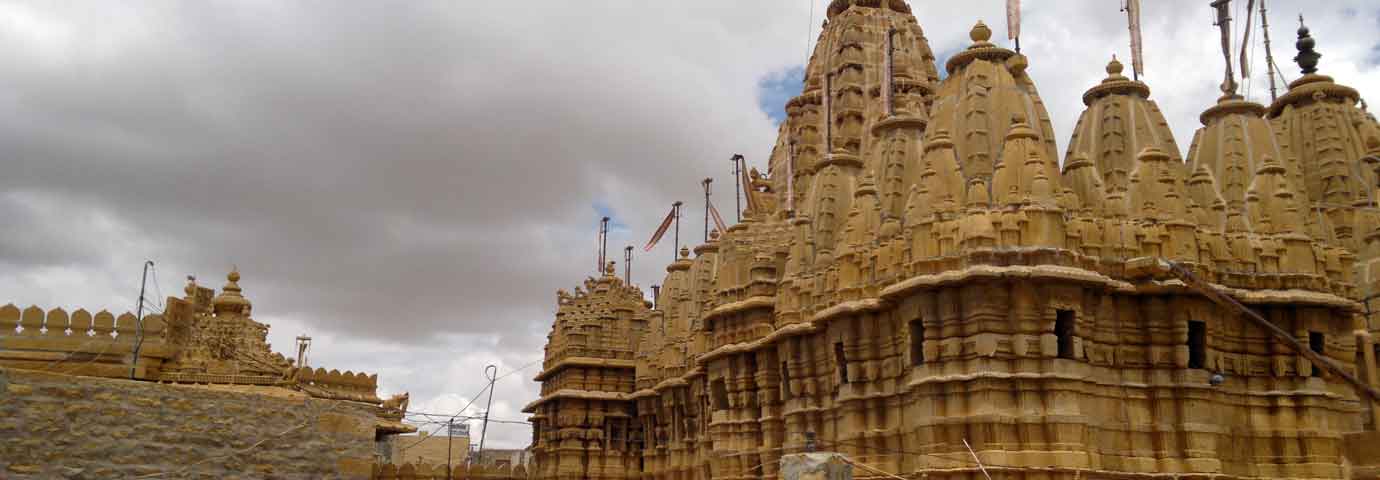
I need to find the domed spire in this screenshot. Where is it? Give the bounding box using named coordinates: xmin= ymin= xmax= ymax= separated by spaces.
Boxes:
xmin=1294 ymin=16 xmax=1320 ymax=75
xmin=1066 ymin=55 xmax=1179 ymax=197
xmin=211 ymin=267 xmax=251 ymax=316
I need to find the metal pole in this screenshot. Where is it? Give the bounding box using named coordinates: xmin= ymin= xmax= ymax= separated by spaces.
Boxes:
xmin=672 ymin=201 xmax=683 ymax=262
xmin=598 ymin=217 xmax=610 ymax=274
xmin=129 ymin=260 xmax=153 ymax=379
xmin=962 ymin=438 xmax=993 ymax=480
xmin=1163 ymin=260 xmax=1380 ymax=403
xmin=624 ymin=246 xmax=633 ymax=284
xmin=731 ymin=156 xmax=741 ymax=222
xmin=447 ymin=419 xmax=454 ymax=480
xmin=702 ymin=178 xmax=712 ymax=242
xmin=477 ymin=364 xmax=498 ymax=462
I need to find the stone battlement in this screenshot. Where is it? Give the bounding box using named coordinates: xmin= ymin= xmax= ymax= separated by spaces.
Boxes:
xmin=0 ymin=303 xmax=173 ymax=379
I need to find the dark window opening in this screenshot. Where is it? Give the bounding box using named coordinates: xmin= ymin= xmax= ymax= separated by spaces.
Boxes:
xmin=780 ymin=361 xmax=791 ymax=400
xmin=1309 ymin=331 xmax=1325 ymax=377
xmin=1055 ymin=310 xmax=1075 ymax=359
xmin=1187 ymin=320 xmax=1206 ymax=369
xmin=710 ymin=379 xmax=729 ymax=410
xmin=909 ymin=319 xmax=925 ymax=365
xmin=834 ymin=341 xmax=849 ymax=383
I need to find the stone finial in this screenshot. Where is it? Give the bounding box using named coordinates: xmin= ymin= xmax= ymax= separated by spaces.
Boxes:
xmin=605 ymin=261 xmax=617 ymax=277
xmin=1107 ymin=55 xmax=1125 ymax=76
xmin=679 ymin=246 xmax=690 ymax=259
xmin=970 ymin=21 xmax=992 ymax=43
xmin=1294 ymin=16 xmax=1320 ymax=75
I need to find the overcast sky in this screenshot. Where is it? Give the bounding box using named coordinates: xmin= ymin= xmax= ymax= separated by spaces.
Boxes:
xmin=2 ymin=1 xmax=1377 ymax=449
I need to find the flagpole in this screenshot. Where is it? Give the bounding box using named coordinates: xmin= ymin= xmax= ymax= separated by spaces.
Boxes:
xmin=598 ymin=216 xmax=610 ymax=274
xmin=672 ymin=201 xmax=683 ymax=262
xmin=624 ymin=246 xmax=633 ymax=284
xmin=702 ymin=178 xmax=712 ymax=242
xmin=730 ymin=156 xmax=742 ymax=222
xmin=1260 ymin=0 xmax=1279 ymax=101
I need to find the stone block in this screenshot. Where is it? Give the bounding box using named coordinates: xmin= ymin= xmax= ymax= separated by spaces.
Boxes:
xmin=779 ymin=452 xmax=851 ymax=480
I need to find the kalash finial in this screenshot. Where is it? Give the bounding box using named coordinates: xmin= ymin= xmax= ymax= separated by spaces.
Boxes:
xmin=1294 ymin=15 xmax=1320 ymax=75
xmin=1107 ymin=55 xmax=1125 ymax=76
xmin=970 ymin=21 xmax=993 ymax=44
xmin=605 ymin=261 xmax=616 ymax=277
xmin=679 ymin=246 xmax=691 ymax=259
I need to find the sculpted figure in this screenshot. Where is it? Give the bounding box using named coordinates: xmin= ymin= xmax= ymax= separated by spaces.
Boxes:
xmin=383 ymin=392 xmax=410 ymax=414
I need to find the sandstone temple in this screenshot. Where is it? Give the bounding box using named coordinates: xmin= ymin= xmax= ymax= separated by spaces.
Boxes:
xmin=527 ymin=1 xmax=1380 ymax=479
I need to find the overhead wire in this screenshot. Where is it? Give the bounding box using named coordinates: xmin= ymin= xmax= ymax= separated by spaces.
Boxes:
xmin=396 ymin=381 xmax=494 ymax=454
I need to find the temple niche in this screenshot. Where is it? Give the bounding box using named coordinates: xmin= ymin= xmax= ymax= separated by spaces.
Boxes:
xmin=529 ymin=1 xmax=1380 ymax=479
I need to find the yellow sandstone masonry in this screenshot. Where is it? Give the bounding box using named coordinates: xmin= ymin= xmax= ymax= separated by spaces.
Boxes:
xmin=528 ymin=2 xmax=1380 ymax=479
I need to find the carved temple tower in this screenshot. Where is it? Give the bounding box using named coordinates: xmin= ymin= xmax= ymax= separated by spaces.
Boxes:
xmin=527 ymin=263 xmax=653 ymax=480
xmin=530 ymin=2 xmax=1380 ymax=478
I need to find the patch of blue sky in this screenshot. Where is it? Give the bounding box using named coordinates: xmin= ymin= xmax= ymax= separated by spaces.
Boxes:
xmin=757 ymin=66 xmax=806 ymax=125
xmin=592 ymin=202 xmax=629 ymax=232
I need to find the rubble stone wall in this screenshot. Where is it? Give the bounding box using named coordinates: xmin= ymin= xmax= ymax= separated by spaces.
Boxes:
xmin=0 ymin=367 xmax=380 ymax=479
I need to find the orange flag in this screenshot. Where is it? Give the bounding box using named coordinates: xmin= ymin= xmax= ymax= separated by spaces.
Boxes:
xmin=643 ymin=206 xmax=677 ymax=252
xmin=708 ymin=200 xmax=728 ymax=234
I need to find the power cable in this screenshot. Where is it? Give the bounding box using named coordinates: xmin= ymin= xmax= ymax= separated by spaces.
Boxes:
xmin=397 ymin=382 xmax=493 ymax=454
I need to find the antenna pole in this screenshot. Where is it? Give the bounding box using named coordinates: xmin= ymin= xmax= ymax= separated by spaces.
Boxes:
xmin=129 ymin=260 xmax=153 ymax=379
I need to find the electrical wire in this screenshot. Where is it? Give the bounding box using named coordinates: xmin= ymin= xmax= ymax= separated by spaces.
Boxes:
xmin=494 ymin=359 xmax=542 ymax=382
xmin=397 ymin=382 xmax=494 ymax=454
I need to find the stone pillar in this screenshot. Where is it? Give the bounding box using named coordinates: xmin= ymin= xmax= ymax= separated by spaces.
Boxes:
xmin=779 ymin=452 xmax=852 ymax=480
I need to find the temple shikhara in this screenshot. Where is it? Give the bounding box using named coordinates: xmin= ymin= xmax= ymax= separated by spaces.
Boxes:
xmin=527 ymin=1 xmax=1380 ymax=479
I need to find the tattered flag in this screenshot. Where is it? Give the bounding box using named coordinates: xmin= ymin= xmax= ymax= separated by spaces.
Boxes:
xmin=1126 ymin=0 xmax=1144 ymax=78
xmin=643 ymin=206 xmax=677 ymax=252
xmin=1007 ymin=0 xmax=1021 ymax=40
xmin=708 ymin=200 xmax=728 ymax=234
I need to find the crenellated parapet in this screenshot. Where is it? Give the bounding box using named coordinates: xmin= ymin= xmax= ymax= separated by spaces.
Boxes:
xmin=294 ymin=367 xmax=382 ymax=403
xmin=0 ymin=303 xmax=171 ymax=378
